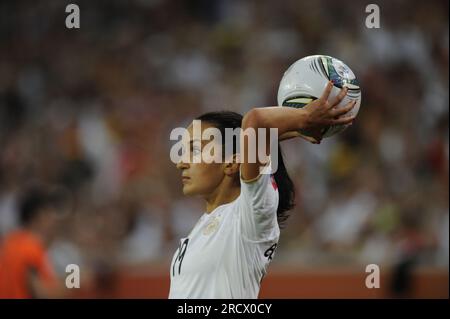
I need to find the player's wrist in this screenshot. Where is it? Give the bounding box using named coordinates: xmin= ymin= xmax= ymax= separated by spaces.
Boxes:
xmin=295 ymin=108 xmax=313 ymax=130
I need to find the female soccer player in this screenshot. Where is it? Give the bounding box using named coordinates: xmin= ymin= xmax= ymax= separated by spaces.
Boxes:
xmin=169 ymin=82 xmax=355 ymax=298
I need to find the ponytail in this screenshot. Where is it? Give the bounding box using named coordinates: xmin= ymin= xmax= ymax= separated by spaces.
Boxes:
xmin=273 ymin=144 xmax=295 ymax=227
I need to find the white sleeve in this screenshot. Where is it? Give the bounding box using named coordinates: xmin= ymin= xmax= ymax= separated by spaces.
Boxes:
xmin=237 ymin=166 xmax=280 ymax=241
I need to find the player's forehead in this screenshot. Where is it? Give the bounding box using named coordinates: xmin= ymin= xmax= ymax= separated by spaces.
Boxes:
xmin=186 ymin=121 xmax=216 ymax=132
xmin=186 ymin=121 xmax=219 ymax=144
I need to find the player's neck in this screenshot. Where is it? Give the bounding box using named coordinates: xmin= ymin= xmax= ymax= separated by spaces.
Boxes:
xmin=204 ymin=183 xmax=240 ymax=214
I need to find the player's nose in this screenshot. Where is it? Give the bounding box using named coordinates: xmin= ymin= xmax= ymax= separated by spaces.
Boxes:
xmin=176 ymin=160 xmax=189 ymax=170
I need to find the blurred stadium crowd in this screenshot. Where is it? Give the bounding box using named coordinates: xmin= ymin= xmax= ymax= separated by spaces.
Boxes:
xmin=0 ymin=0 xmax=448 ymax=287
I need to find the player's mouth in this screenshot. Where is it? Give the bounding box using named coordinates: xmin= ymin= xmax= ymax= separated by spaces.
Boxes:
xmin=182 ymin=176 xmax=190 ymax=183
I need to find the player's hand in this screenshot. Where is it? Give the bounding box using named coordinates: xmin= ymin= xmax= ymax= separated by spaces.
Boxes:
xmin=279 ymin=130 xmax=322 ymax=144
xmin=279 ymin=131 xmax=301 ymax=141
xmin=302 ymin=81 xmax=356 ymax=129
xmin=279 ymin=129 xmax=323 ymax=144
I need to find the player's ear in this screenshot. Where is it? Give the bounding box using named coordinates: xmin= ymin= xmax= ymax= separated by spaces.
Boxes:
xmin=223 ymin=154 xmax=240 ymax=176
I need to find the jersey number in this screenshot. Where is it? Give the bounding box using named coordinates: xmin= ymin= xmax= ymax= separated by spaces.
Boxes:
xmin=264 ymin=243 xmax=278 ymax=260
xmin=172 ymin=238 xmax=189 ymax=276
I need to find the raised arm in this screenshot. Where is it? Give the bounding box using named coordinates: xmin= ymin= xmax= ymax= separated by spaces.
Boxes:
xmin=241 ymin=81 xmax=356 ymax=181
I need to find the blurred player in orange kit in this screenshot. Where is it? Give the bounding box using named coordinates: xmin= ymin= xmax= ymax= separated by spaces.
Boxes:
xmin=0 ymin=185 xmax=66 ymax=298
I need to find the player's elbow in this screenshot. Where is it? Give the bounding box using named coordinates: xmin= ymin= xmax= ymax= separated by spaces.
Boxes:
xmin=242 ymin=108 xmax=268 ymax=130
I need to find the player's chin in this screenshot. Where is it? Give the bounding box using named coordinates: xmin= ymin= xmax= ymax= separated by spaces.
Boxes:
xmin=181 ymin=184 xmax=195 ymax=196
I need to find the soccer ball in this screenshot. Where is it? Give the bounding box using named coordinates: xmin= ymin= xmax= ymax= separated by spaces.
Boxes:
xmin=277 ymin=55 xmax=361 ymax=138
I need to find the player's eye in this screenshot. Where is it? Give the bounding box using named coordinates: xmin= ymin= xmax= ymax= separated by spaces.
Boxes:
xmin=192 ymin=146 xmax=201 ymax=156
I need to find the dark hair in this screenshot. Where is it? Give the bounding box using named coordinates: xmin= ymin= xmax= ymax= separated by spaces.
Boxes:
xmin=19 ymin=185 xmax=64 ymax=226
xmin=196 ymin=111 xmax=295 ymax=227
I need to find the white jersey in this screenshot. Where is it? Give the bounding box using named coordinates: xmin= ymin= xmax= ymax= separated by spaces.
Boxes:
xmin=169 ymin=171 xmax=280 ymax=299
